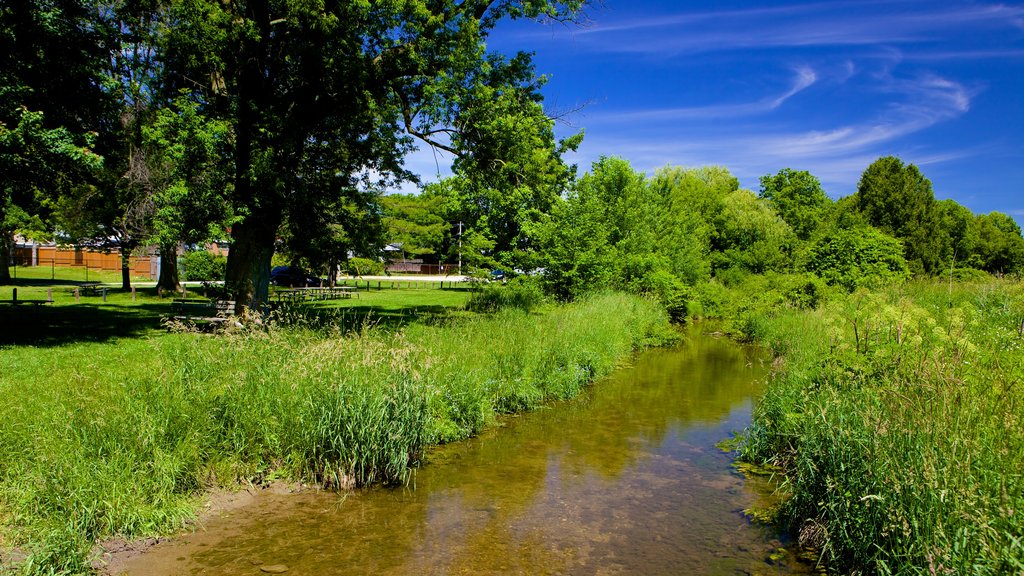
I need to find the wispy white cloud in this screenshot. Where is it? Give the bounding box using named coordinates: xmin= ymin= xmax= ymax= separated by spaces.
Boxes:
xmin=546 ymin=1 xmax=1024 ymax=56
xmin=590 ymin=66 xmax=817 ymax=122
xmin=560 ymin=70 xmax=978 ymax=196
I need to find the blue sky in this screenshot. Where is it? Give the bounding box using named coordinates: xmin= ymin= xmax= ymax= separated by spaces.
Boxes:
xmin=404 ymin=0 xmax=1024 ymax=224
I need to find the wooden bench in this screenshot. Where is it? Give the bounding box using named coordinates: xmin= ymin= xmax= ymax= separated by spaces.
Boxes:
xmin=170 ymin=299 xmax=236 ymax=324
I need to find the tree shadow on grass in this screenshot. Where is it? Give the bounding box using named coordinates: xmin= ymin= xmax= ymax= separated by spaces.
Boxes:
xmin=0 ymin=302 xmax=170 ymax=347
xmin=277 ymin=303 xmax=468 ymax=333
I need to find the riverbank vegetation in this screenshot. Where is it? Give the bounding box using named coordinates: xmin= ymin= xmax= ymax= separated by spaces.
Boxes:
xmin=739 ymin=280 xmax=1024 ymax=574
xmin=0 ymin=292 xmax=673 ymax=573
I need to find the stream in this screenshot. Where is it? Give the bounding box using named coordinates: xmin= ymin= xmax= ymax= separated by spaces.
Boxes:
xmin=111 ymin=329 xmax=814 ymax=575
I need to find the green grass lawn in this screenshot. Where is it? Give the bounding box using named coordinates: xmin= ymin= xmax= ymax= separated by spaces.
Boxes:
xmin=0 ymin=267 xmax=475 ymax=347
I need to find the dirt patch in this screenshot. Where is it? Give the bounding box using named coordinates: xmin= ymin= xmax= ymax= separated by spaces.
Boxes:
xmin=93 ymin=481 xmax=311 ymax=576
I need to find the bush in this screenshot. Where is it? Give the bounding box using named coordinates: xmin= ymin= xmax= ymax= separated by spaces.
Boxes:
xmin=466 ymin=277 xmax=545 ymax=313
xmin=180 ymin=250 xmax=227 ymax=281
xmin=807 ymin=226 xmax=909 ymax=291
xmin=345 ymin=257 xmax=385 ymax=276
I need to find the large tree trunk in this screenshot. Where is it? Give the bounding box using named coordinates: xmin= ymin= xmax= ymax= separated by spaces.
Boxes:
xmin=157 ymin=242 xmax=180 ymax=293
xmin=0 ymin=233 xmax=11 ymax=283
xmin=120 ymin=247 xmax=132 ymax=290
xmin=225 ymin=212 xmax=278 ymax=313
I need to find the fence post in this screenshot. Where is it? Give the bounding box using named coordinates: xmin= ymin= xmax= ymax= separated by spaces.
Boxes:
xmin=12 ymin=288 xmax=17 ymax=303
xmin=47 ymin=288 xmax=53 ymax=303
xmin=74 ymin=287 xmax=80 ymax=302
xmin=131 ymin=286 xmax=136 ymax=301
xmin=102 ymin=287 xmax=107 ymax=302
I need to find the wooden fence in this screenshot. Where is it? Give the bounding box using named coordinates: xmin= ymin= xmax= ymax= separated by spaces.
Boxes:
xmin=11 ymin=246 xmax=157 ymax=279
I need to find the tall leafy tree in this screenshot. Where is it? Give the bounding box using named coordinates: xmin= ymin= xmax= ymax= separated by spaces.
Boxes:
xmin=974 ymin=212 xmax=1024 ymax=274
xmin=855 ymin=156 xmax=939 ymax=274
xmin=163 ymin=0 xmax=585 ymax=309
xmin=0 ymin=0 xmax=111 ymax=282
xmin=381 ymin=193 xmax=447 ymax=261
xmin=758 ymin=168 xmax=830 ymax=241
xmin=143 ymin=95 xmax=232 ymax=292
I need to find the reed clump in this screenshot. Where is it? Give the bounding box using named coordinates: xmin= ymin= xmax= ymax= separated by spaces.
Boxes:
xmin=0 ymin=292 xmax=672 ymax=574
xmin=741 ymin=279 xmax=1024 ymax=574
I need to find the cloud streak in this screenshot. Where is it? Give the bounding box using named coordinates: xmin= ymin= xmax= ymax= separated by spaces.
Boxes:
xmin=551 ymin=1 xmax=1024 ymax=56
xmin=589 ymin=66 xmax=817 ymax=122
xmin=562 ymin=70 xmax=977 ymax=195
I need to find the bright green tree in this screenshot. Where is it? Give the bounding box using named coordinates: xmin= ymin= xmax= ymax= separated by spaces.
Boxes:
xmin=974 ymin=212 xmax=1024 ymax=274
xmin=712 ymin=189 xmax=794 ymax=274
xmin=758 ymin=168 xmax=831 ymax=241
xmin=381 ymin=193 xmax=447 ymax=261
xmin=807 ymin=226 xmax=910 ymax=291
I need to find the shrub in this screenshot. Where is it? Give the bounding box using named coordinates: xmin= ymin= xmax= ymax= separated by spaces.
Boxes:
xmin=806 ymin=226 xmax=910 ymax=291
xmin=180 ymin=250 xmax=227 ymax=281
xmin=345 ymin=257 xmax=385 ymax=276
xmin=466 ymin=276 xmax=545 ymax=313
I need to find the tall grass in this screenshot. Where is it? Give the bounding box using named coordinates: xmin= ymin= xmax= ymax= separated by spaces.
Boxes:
xmin=0 ymin=292 xmax=672 ymax=574
xmin=741 ymin=280 xmax=1024 ymax=574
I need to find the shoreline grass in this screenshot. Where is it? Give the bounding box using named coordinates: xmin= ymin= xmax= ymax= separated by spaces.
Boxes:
xmin=739 ymin=279 xmax=1024 ymax=574
xmin=0 ymin=291 xmax=673 ymax=574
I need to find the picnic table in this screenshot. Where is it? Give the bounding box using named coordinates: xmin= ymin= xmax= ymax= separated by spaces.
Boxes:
xmin=169 ymin=299 xmax=236 ymax=325
xmin=274 ymin=286 xmax=358 ymax=303
xmin=0 ymin=298 xmax=51 ymax=308
xmin=78 ymin=282 xmax=106 ymax=297
xmin=0 ymin=288 xmax=52 ymax=308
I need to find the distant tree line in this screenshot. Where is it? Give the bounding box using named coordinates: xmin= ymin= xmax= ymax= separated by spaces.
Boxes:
xmin=385 ymin=155 xmax=1023 ymax=317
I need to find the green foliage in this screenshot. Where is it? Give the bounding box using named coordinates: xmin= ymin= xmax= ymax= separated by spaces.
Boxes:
xmin=741 ymin=281 xmax=1024 ymax=574
xmin=0 ymin=292 xmax=668 ymax=573
xmin=712 ymin=189 xmax=795 ymax=273
xmin=380 ymin=194 xmax=447 ymax=259
xmin=974 ymin=211 xmax=1024 ymax=274
xmin=179 ymin=250 xmax=226 ymax=281
xmin=344 ymin=257 xmax=385 ymax=277
xmin=807 ymin=226 xmax=910 ymax=291
xmin=758 ymin=168 xmax=831 ymax=241
xmin=466 ymin=276 xmax=545 ymax=313
xmin=855 ymin=156 xmax=940 ymax=274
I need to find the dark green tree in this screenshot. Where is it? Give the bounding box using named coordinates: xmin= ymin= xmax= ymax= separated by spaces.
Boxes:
xmin=0 ymin=0 xmax=111 ymax=282
xmin=163 ymin=0 xmax=586 ymax=309
xmin=854 ymin=156 xmax=939 ymax=274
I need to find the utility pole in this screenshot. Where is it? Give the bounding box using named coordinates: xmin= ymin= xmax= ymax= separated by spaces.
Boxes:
xmin=458 ymin=221 xmax=463 ymax=276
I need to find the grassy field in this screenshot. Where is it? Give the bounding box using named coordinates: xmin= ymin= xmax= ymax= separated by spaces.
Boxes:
xmin=740 ymin=279 xmax=1024 ymax=574
xmin=0 ymin=268 xmax=475 ymax=347
xmin=0 ymin=271 xmax=673 ymax=575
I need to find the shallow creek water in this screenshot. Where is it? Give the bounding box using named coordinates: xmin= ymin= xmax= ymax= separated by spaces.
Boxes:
xmin=114 ymin=330 xmax=814 ymax=576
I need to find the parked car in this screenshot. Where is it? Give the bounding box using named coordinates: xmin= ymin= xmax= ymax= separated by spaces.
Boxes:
xmin=270 ymin=265 xmax=323 ymax=287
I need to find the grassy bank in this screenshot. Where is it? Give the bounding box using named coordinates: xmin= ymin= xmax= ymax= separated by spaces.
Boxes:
xmin=0 ymin=292 xmax=673 ymax=574
xmin=740 ymin=280 xmax=1024 ymax=574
